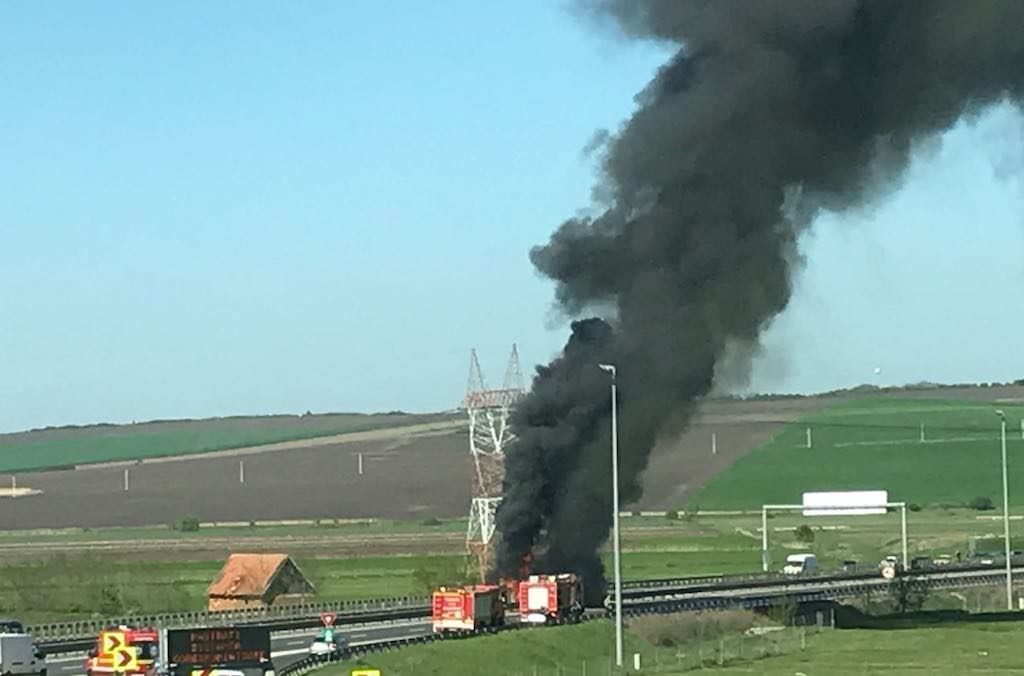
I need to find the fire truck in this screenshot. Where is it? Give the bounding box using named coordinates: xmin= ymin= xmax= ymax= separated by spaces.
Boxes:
xmin=85 ymin=626 xmax=159 ymax=676
xmin=518 ymin=574 xmax=584 ymax=625
xmin=431 ymin=585 xmax=505 ymax=634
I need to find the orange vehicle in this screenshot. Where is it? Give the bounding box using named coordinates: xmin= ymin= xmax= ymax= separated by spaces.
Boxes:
xmin=431 ymin=585 xmax=505 ymax=634
xmin=85 ymin=626 xmax=159 ymax=676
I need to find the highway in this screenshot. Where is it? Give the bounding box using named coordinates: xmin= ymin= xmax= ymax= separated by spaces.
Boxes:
xmin=613 ymin=564 xmax=1024 ymax=612
xmin=43 ymin=563 xmax=1024 ymax=676
xmin=47 ymin=620 xmax=434 ymax=676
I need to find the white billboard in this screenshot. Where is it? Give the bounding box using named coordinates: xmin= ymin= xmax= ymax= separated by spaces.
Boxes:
xmin=802 ymin=490 xmax=888 ymax=516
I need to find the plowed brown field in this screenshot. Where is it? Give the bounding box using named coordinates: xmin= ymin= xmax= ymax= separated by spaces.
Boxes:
xmin=3 ymin=385 xmax=1019 ymax=529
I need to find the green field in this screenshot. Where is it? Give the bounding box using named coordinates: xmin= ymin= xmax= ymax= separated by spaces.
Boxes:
xmin=0 ymin=554 xmax=464 ymax=622
xmin=321 ymin=614 xmax=1024 ymax=676
xmin=691 ymin=397 xmax=1024 ymax=509
xmin=2 ymin=548 xmax=755 ymax=622
xmin=0 ymin=517 xmax=773 ymax=622
xmin=5 ymin=509 xmax=1022 ymax=623
xmin=0 ymin=412 xmax=454 ymax=472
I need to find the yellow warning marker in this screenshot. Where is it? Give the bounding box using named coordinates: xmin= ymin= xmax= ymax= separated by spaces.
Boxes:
xmin=99 ymin=631 xmax=138 ymax=674
xmin=101 ymin=631 xmax=126 ymax=655
xmin=112 ymin=647 xmax=138 ymax=673
xmin=352 ymin=670 xmax=382 ymax=676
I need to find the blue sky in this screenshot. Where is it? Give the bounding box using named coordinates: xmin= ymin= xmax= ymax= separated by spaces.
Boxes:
xmin=2 ymin=3 xmax=1023 ymax=433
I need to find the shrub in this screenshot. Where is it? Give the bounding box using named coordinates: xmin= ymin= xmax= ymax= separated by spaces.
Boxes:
xmin=890 ymin=576 xmax=929 ymax=613
xmin=794 ymin=525 xmax=815 ymax=544
xmin=908 ymin=503 xmax=922 ymax=512
xmin=174 ymin=515 xmax=201 ymax=532
xmin=631 ymin=610 xmax=759 ymax=647
xmin=412 ymin=559 xmax=467 ymax=593
xmin=420 ymin=517 xmax=443 ymax=527
xmin=97 ymin=584 xmax=126 ymax=616
xmin=664 ymin=510 xmax=680 ymax=521
xmin=969 ymin=496 xmax=995 ymax=511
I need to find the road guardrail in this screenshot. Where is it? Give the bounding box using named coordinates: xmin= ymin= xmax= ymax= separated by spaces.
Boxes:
xmin=31 ymin=596 xmax=428 ymax=646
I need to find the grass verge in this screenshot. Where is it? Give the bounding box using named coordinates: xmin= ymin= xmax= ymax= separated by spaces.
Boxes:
xmin=706 ymin=618 xmax=1024 ymax=675
xmin=333 ymin=615 xmax=814 ymax=676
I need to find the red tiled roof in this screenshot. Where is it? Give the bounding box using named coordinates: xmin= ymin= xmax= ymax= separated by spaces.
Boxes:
xmin=208 ymin=553 xmax=289 ymax=598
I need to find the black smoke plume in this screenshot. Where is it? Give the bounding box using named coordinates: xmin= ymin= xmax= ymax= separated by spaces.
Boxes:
xmin=495 ymin=0 xmax=1024 ymax=598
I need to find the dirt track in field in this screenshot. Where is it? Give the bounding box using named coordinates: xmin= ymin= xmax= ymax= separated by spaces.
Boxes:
xmin=2 ymin=386 xmax=1020 ymax=530
xmin=0 ymin=532 xmax=466 ymax=562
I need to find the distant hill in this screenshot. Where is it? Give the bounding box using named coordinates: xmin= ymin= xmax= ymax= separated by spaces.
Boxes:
xmin=0 ymin=411 xmax=459 ymax=473
xmin=710 ymin=379 xmax=1024 ymax=402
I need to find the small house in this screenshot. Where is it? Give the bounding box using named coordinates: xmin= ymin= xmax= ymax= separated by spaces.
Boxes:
xmin=207 ymin=553 xmax=316 ymax=611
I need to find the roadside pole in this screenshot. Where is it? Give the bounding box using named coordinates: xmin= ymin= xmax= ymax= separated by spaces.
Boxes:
xmin=761 ymin=507 xmax=769 ymax=572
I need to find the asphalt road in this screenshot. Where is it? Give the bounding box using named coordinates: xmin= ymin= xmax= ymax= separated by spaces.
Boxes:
xmin=47 ymin=620 xmax=434 ymax=676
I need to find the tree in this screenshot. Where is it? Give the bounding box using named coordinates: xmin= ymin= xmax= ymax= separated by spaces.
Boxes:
xmin=795 ymin=525 xmax=815 ymax=544
xmin=889 ymin=576 xmax=928 ymax=613
xmin=969 ymin=496 xmax=995 ymax=511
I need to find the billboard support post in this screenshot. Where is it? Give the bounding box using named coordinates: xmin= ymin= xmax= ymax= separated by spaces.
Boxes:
xmin=901 ymin=501 xmax=908 ymax=569
xmin=762 ymin=492 xmax=907 ymax=572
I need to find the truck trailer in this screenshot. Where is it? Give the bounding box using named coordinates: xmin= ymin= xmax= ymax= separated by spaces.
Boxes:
xmin=431 ymin=585 xmax=505 ymax=634
xmin=517 ymin=574 xmax=584 ymax=625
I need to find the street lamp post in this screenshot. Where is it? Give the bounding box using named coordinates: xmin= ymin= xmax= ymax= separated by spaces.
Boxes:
xmin=996 ymin=409 xmax=1013 ymax=610
xmin=598 ymin=363 xmax=623 ymax=667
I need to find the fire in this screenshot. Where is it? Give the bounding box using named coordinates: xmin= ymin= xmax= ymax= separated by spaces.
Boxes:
xmin=518 ymin=550 xmax=533 ymax=577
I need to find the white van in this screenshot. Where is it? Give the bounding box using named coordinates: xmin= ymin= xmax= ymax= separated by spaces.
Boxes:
xmin=782 ymin=553 xmax=818 ymax=575
xmin=0 ymin=632 xmax=46 ymax=676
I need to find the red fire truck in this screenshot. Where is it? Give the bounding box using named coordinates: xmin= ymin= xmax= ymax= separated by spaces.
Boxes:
xmin=85 ymin=626 xmax=159 ymax=676
xmin=517 ymin=574 xmax=585 ymax=625
xmin=431 ymin=585 xmax=505 ymax=634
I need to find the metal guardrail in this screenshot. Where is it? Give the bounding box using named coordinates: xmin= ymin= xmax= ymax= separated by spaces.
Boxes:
xmin=616 ymin=571 xmax=789 ymax=590
xmin=277 ymin=610 xmax=606 ymax=676
xmin=279 ymin=635 xmax=439 ymax=676
xmin=28 ymin=595 xmax=428 ymax=641
xmin=614 ymin=564 xmax=1024 ymax=614
xmin=613 ymin=561 xmax=1004 ymax=596
xmin=278 ymin=596 xmax=836 ymax=676
xmin=34 ymin=563 xmax=1021 ymax=660
xmin=39 ymin=604 xmax=430 ymax=656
